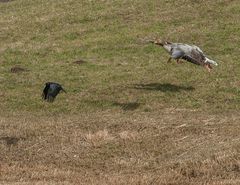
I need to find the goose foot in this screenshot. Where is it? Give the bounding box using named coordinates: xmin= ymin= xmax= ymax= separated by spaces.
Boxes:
xmin=204 ymin=64 xmax=212 ymax=72
xmin=176 ymin=59 xmax=183 ymax=64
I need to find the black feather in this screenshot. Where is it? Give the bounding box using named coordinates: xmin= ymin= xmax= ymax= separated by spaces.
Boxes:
xmin=42 ymin=82 xmax=66 ymax=102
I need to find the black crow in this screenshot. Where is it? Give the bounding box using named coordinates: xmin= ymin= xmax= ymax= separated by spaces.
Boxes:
xmin=42 ymin=82 xmax=66 ymax=102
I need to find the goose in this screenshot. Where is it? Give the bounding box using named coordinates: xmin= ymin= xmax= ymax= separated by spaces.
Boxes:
xmin=150 ymin=39 xmax=218 ymax=72
xmin=42 ymin=82 xmax=66 ymax=102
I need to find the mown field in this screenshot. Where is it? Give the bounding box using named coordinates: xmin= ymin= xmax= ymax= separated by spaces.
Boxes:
xmin=0 ymin=0 xmax=240 ymax=184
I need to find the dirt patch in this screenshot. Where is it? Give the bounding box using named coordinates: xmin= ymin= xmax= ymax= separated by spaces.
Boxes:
xmin=0 ymin=0 xmax=14 ymax=3
xmin=73 ymin=59 xmax=87 ymax=65
xmin=10 ymin=66 xmax=29 ymax=73
xmin=134 ymin=83 xmax=195 ymax=92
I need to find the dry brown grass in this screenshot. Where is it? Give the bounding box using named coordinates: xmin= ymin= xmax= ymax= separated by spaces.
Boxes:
xmin=0 ymin=110 xmax=239 ymax=184
xmin=1 ymin=0 xmax=240 ymax=184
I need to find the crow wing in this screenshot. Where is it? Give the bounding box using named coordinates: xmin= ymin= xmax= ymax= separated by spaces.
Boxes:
xmin=42 ymin=82 xmax=66 ymax=102
xmin=42 ymin=83 xmax=50 ymax=100
xmin=47 ymin=84 xmax=61 ymax=101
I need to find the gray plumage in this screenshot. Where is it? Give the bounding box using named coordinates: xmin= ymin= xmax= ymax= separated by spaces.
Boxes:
xmin=150 ymin=40 xmax=218 ymax=72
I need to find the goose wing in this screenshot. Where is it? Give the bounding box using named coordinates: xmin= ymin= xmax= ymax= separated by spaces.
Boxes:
xmin=171 ymin=48 xmax=185 ymax=59
xmin=182 ymin=48 xmax=206 ymax=66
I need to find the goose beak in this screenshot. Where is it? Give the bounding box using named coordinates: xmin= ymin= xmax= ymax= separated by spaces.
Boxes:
xmin=150 ymin=39 xmax=164 ymax=46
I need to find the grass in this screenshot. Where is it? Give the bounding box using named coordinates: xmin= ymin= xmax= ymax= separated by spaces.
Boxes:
xmin=0 ymin=0 xmax=240 ymax=184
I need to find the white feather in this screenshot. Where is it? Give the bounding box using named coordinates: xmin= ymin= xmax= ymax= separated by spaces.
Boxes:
xmin=205 ymin=58 xmax=218 ymax=66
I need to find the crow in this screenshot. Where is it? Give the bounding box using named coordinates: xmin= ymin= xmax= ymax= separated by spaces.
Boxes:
xmin=42 ymin=82 xmax=66 ymax=102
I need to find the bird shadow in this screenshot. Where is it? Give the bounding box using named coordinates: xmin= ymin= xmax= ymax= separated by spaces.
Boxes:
xmin=83 ymin=99 xmax=141 ymax=111
xmin=73 ymin=59 xmax=87 ymax=65
xmin=112 ymin=102 xmax=140 ymax=111
xmin=133 ymin=83 xmax=195 ymax=92
xmin=0 ymin=136 xmax=24 ymax=146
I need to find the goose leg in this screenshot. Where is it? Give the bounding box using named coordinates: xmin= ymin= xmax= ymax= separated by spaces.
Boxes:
xmin=177 ymin=59 xmax=183 ymax=64
xmin=204 ymin=64 xmax=212 ymax=72
xmin=167 ymin=57 xmax=172 ymax=63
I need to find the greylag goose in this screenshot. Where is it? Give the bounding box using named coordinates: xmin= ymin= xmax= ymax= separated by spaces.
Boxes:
xmin=150 ymin=39 xmax=218 ymax=72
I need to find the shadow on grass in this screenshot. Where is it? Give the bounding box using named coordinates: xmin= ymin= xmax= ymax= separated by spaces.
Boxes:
xmin=0 ymin=136 xmax=25 ymax=146
xmin=83 ymin=99 xmax=140 ymax=111
xmin=133 ymin=83 xmax=195 ymax=92
xmin=113 ymin=102 xmax=140 ymax=111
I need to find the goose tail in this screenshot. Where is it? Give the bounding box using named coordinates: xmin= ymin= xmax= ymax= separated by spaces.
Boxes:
xmin=205 ymin=58 xmax=218 ymax=66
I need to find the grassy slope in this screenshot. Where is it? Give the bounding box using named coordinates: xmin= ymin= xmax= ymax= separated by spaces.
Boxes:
xmin=0 ymin=0 xmax=240 ymax=184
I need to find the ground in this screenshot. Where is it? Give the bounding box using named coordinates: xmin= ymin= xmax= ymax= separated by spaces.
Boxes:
xmin=0 ymin=0 xmax=240 ymax=184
